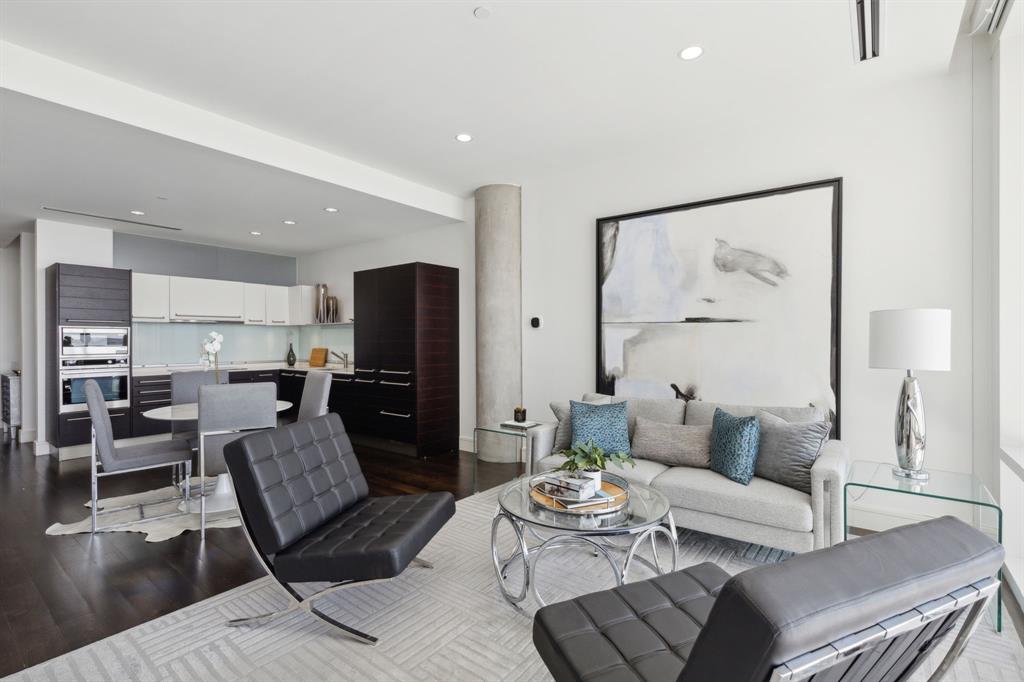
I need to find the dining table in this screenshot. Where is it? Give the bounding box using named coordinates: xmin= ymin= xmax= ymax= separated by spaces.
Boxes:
xmin=142 ymin=399 xmax=292 ymax=514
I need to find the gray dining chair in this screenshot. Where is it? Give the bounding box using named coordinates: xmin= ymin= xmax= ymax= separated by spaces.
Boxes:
xmin=296 ymin=370 xmax=331 ymax=422
xmin=85 ymin=379 xmax=193 ymax=533
xmin=197 ymin=382 xmax=277 ymax=539
xmin=170 ymin=369 xmax=226 ymax=448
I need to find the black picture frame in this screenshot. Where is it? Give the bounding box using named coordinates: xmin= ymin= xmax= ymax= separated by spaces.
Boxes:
xmin=595 ymin=178 xmax=843 ymax=437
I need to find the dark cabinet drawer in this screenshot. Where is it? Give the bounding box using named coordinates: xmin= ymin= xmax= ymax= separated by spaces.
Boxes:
xmin=132 ymin=398 xmax=172 ymax=437
xmin=59 ymin=408 xmax=130 ymax=447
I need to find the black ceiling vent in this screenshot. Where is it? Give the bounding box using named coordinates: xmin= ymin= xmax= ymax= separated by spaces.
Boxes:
xmin=42 ymin=206 xmax=182 ymax=231
xmin=850 ymin=0 xmax=884 ymax=62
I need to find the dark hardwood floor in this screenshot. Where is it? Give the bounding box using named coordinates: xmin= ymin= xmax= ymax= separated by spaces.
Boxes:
xmin=0 ymin=435 xmax=519 ymax=676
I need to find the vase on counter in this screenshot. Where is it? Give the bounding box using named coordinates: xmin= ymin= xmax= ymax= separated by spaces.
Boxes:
xmin=286 ymin=343 xmax=296 ymax=367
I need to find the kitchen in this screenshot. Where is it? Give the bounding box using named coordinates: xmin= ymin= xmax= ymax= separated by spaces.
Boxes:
xmin=42 ymin=229 xmax=459 ymax=461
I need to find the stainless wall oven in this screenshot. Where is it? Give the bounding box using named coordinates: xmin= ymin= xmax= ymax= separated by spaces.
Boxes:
xmin=59 ymin=357 xmax=130 ymax=414
xmin=59 ymin=327 xmax=130 ymax=357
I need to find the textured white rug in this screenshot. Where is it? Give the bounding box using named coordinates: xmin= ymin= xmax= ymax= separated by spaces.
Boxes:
xmin=16 ymin=486 xmax=1024 ymax=681
xmin=45 ymin=479 xmax=241 ymax=542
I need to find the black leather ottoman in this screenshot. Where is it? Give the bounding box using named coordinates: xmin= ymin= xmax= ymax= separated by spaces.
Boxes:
xmin=533 ymin=562 xmax=730 ymax=682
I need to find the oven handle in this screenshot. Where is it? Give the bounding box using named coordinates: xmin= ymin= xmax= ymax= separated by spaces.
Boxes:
xmin=60 ymin=370 xmax=131 ymax=378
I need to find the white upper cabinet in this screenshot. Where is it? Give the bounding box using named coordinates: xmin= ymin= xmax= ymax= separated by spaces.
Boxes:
xmin=289 ymin=285 xmax=315 ymax=326
xmin=168 ymin=276 xmax=245 ymax=322
xmin=131 ymin=273 xmax=170 ymax=322
xmin=243 ymin=283 xmax=267 ymax=324
xmin=266 ymin=286 xmax=290 ymax=325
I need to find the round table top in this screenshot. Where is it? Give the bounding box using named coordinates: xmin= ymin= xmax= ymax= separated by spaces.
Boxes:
xmin=142 ymin=400 xmax=292 ymax=421
xmin=498 ymin=470 xmax=670 ymax=535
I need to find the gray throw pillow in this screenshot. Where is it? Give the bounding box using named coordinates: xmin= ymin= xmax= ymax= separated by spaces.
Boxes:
xmin=550 ymin=396 xmax=611 ymax=452
xmin=755 ymin=411 xmax=832 ymax=494
xmin=631 ymin=417 xmax=711 ymax=468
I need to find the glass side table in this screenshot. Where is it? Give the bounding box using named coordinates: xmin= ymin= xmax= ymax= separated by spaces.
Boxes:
xmin=844 ymin=459 xmax=1004 ymax=632
xmin=473 ymin=423 xmax=541 ymax=489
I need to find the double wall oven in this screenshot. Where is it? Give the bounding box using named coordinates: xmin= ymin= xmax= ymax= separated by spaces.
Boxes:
xmin=58 ymin=326 xmax=131 ymax=414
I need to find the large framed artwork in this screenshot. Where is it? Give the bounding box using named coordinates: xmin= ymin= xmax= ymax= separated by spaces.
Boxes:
xmin=596 ymin=178 xmax=842 ymax=434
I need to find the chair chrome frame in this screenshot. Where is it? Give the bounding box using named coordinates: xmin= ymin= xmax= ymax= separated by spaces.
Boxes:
xmin=225 ymin=490 xmax=435 ymax=646
xmin=90 ymin=426 xmax=192 ymax=534
xmin=769 ymin=576 xmax=999 ymax=682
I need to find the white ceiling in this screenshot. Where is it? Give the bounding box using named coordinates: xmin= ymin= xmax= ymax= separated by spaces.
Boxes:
xmin=0 ymin=90 xmax=455 ymax=253
xmin=0 ymin=0 xmax=964 ymax=251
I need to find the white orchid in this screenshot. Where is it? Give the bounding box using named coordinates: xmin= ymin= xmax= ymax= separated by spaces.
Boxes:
xmin=203 ymin=331 xmax=224 ymax=356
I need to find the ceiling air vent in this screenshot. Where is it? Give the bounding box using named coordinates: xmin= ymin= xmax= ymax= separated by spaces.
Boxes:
xmin=849 ymin=0 xmax=885 ymax=62
xmin=966 ymin=0 xmax=1012 ymax=36
xmin=42 ymin=206 xmax=182 ymax=231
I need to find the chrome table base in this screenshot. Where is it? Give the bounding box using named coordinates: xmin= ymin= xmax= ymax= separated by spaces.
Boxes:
xmin=490 ymin=507 xmax=679 ymax=607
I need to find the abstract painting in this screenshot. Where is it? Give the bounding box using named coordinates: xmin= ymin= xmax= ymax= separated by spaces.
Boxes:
xmin=596 ymin=179 xmax=842 ymax=431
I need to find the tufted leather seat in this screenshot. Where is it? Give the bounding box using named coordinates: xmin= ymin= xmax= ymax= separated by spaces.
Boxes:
xmin=225 ymin=412 xmax=455 ymax=584
xmin=275 ymin=492 xmax=455 ymax=582
xmin=533 ymin=563 xmax=729 ymax=682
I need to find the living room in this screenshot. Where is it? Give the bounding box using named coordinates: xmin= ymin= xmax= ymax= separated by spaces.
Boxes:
xmin=0 ymin=1 xmax=1021 ymax=680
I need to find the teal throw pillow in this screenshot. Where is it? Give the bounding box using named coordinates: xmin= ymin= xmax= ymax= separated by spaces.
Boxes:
xmin=570 ymin=400 xmax=630 ymax=455
xmin=710 ymin=408 xmax=760 ymax=485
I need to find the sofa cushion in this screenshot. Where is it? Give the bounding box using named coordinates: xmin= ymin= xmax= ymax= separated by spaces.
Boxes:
xmin=534 ymin=562 xmax=731 ymax=682
xmin=571 ymin=400 xmax=631 ymax=454
xmin=685 ymin=401 xmax=826 ymax=426
xmin=755 ymin=411 xmax=831 ymax=494
xmin=551 ymin=396 xmax=611 ymax=452
xmin=631 ymin=418 xmax=710 ymax=468
xmin=653 ymin=467 xmax=813 ymax=533
xmin=582 ymin=393 xmax=686 ymax=438
xmin=536 ymin=455 xmax=668 ymax=487
xmin=709 ymin=409 xmax=760 ymax=485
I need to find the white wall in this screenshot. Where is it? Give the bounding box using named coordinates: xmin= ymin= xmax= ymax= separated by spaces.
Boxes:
xmin=296 ymin=216 xmax=476 ymax=447
xmin=19 ymin=233 xmax=35 ymax=441
xmin=0 ymin=239 xmax=20 ymax=373
xmin=519 ymin=43 xmax=985 ymax=481
xmin=33 ymin=220 xmax=113 ymax=453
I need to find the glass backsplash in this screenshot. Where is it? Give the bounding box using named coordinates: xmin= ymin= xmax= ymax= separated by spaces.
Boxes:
xmin=132 ymin=323 xmax=355 ymax=366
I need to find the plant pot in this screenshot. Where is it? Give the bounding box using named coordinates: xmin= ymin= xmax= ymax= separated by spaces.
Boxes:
xmin=579 ymin=469 xmax=602 ymax=489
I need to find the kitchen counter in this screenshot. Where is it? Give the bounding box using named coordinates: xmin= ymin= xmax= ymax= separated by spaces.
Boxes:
xmin=132 ymin=361 xmax=354 ymax=377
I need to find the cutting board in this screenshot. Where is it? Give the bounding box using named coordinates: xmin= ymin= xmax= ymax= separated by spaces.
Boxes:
xmin=309 ymin=347 xmax=328 ymax=367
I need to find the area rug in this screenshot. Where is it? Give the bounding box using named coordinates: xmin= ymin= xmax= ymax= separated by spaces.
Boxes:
xmin=45 ymin=479 xmax=241 ymax=542
xmin=17 ymin=486 xmax=1024 ymax=681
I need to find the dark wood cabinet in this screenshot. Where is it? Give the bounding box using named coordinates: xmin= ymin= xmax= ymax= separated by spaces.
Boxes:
xmin=59 ymin=408 xmax=130 ymax=445
xmin=131 ymin=375 xmax=172 ymax=437
xmin=278 ymin=369 xmax=306 ymax=419
xmin=353 ymin=262 xmax=458 ymax=456
xmin=53 ymin=263 xmax=131 ymax=325
xmin=229 ymin=369 xmax=279 ymax=386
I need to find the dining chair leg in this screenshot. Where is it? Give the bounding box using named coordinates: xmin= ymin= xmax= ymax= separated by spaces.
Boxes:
xmin=183 ymin=460 xmax=192 ymax=503
xmin=199 ymin=434 xmax=206 ymax=541
xmin=90 ymin=471 xmax=98 ymax=534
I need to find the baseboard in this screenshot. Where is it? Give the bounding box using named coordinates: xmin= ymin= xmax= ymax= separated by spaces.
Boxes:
xmin=459 ymin=435 xmax=474 ymax=453
xmin=33 ymin=439 xmax=51 ymax=456
xmin=19 ymin=429 xmax=35 ymax=444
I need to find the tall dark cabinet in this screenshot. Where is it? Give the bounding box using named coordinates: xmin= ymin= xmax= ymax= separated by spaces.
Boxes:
xmin=348 ymin=262 xmax=458 ymax=456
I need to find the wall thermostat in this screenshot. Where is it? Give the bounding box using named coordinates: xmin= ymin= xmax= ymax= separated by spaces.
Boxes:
xmin=530 ymin=316 xmax=543 ymax=329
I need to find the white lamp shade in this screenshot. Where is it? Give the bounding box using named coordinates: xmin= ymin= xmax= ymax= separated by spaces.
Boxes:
xmin=869 ymin=308 xmax=951 ymax=371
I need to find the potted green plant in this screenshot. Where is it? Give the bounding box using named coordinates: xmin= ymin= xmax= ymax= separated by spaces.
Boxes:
xmin=557 ymin=439 xmax=635 ymax=488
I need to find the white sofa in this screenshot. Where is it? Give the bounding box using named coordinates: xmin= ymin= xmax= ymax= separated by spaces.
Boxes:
xmin=532 ymin=396 xmax=849 ymax=553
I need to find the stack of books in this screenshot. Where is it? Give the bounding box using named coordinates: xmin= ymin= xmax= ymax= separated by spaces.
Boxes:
xmin=500 ymin=420 xmax=541 ymax=430
xmin=536 ymin=473 xmax=597 ymax=501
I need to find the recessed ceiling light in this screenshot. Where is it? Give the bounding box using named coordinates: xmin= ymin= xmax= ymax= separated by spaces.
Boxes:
xmin=473 ymin=6 xmax=490 ymax=19
xmin=679 ymin=46 xmax=703 ymax=61
xmin=130 ymin=210 xmax=145 ymax=216
xmin=156 ymin=196 xmax=169 ymax=201
xmin=324 ymin=207 xmax=339 ymax=213
xmin=250 ymin=231 xmax=262 ymax=236
xmin=282 ymin=220 xmax=296 ymax=225
xmin=455 ymin=133 xmax=473 ymax=143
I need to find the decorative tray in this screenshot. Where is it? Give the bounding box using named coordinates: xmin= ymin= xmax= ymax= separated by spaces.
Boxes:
xmin=529 ymin=471 xmax=630 ymax=515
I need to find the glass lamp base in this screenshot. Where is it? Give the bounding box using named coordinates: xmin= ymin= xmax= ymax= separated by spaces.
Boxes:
xmin=892 ymin=466 xmax=930 ymax=481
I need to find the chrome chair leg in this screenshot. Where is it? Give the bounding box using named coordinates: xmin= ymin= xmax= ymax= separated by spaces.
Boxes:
xmin=183 ymin=460 xmax=191 ymax=503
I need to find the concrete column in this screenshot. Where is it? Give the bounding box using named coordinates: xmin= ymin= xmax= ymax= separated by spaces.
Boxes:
xmin=475 ymin=184 xmax=522 ymax=462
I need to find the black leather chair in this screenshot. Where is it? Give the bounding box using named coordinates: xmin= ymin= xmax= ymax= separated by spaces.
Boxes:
xmin=224 ymin=413 xmax=455 ymax=645
xmin=534 ymin=516 xmax=1003 ymax=682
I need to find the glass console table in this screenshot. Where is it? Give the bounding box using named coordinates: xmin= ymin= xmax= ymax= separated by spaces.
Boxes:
xmin=473 ymin=423 xmax=541 ymax=486
xmin=844 ymin=460 xmax=1004 ymax=632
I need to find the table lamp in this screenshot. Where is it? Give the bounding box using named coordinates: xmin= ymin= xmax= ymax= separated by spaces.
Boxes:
xmin=869 ymin=308 xmax=951 ymax=481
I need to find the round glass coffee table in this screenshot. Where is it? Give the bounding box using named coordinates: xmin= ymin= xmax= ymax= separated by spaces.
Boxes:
xmin=491 ymin=471 xmax=677 ymax=607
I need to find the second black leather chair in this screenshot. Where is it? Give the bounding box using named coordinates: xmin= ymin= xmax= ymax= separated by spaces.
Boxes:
xmin=224 ymin=412 xmax=455 ymax=644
